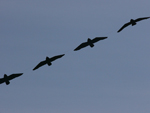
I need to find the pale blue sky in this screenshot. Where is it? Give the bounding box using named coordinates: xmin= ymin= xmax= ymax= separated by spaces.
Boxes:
xmin=0 ymin=0 xmax=150 ymax=113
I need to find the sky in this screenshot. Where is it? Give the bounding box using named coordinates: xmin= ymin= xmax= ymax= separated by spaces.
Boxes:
xmin=0 ymin=0 xmax=150 ymax=113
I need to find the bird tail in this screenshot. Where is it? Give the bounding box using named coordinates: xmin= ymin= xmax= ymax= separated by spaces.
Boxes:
xmin=5 ymin=80 xmax=10 ymax=85
xmin=47 ymin=62 xmax=52 ymax=66
xmin=132 ymin=22 xmax=136 ymax=26
xmin=90 ymin=43 xmax=94 ymax=47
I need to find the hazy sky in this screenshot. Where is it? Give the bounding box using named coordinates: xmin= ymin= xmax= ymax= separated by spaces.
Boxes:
xmin=1 ymin=0 xmax=150 ymax=113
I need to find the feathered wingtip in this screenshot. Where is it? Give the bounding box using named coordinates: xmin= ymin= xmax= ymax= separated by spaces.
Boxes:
xmin=74 ymin=47 xmax=79 ymax=51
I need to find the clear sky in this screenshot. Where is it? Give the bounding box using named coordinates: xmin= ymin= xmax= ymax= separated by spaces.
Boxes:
xmin=0 ymin=0 xmax=150 ymax=113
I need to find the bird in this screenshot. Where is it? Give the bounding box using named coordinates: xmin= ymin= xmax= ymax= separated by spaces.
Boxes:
xmin=117 ymin=16 xmax=150 ymax=32
xmin=0 ymin=73 xmax=23 ymax=85
xmin=33 ymin=54 xmax=65 ymax=70
xmin=74 ymin=37 xmax=107 ymax=51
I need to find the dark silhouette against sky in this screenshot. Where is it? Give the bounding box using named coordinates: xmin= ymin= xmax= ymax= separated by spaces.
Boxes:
xmin=33 ymin=54 xmax=65 ymax=70
xmin=74 ymin=37 xmax=107 ymax=51
xmin=1 ymin=1 xmax=150 ymax=113
xmin=0 ymin=73 xmax=23 ymax=85
xmin=117 ymin=16 xmax=150 ymax=32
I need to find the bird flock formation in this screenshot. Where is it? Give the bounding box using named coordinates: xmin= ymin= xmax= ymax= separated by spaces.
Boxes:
xmin=0 ymin=16 xmax=150 ymax=85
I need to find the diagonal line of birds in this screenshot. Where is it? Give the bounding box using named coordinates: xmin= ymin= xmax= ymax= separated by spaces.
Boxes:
xmin=1 ymin=16 xmax=150 ymax=85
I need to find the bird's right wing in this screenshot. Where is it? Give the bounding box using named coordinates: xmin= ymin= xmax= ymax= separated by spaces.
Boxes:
xmin=92 ymin=37 xmax=107 ymax=43
xmin=8 ymin=73 xmax=23 ymax=80
xmin=50 ymin=54 xmax=65 ymax=62
xmin=33 ymin=60 xmax=47 ymax=70
xmin=117 ymin=22 xmax=131 ymax=32
xmin=0 ymin=78 xmax=5 ymax=84
xmin=74 ymin=42 xmax=89 ymax=51
xmin=135 ymin=17 xmax=150 ymax=22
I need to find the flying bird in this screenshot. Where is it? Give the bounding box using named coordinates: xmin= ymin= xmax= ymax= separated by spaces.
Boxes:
xmin=117 ymin=16 xmax=150 ymax=32
xmin=74 ymin=37 xmax=107 ymax=51
xmin=0 ymin=73 xmax=23 ymax=85
xmin=33 ymin=54 xmax=65 ymax=70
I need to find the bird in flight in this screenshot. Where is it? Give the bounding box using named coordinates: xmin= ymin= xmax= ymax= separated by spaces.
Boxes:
xmin=0 ymin=73 xmax=23 ymax=85
xmin=33 ymin=54 xmax=65 ymax=70
xmin=117 ymin=16 xmax=150 ymax=32
xmin=74 ymin=37 xmax=107 ymax=51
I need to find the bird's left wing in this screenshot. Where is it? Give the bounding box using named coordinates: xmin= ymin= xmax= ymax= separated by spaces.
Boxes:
xmin=33 ymin=60 xmax=47 ymax=70
xmin=50 ymin=54 xmax=65 ymax=62
xmin=135 ymin=17 xmax=150 ymax=22
xmin=74 ymin=42 xmax=89 ymax=51
xmin=0 ymin=78 xmax=5 ymax=84
xmin=92 ymin=37 xmax=107 ymax=43
xmin=8 ymin=73 xmax=23 ymax=80
xmin=117 ymin=22 xmax=131 ymax=32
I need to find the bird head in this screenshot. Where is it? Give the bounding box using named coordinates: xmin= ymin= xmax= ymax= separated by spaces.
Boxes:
xmin=87 ymin=38 xmax=92 ymax=42
xmin=4 ymin=74 xmax=8 ymax=78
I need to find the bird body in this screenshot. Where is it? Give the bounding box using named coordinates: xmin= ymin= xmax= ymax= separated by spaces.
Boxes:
xmin=117 ymin=17 xmax=150 ymax=32
xmin=0 ymin=73 xmax=23 ymax=85
xmin=46 ymin=57 xmax=52 ymax=66
xmin=74 ymin=37 xmax=107 ymax=51
xmin=33 ymin=54 xmax=65 ymax=70
xmin=4 ymin=74 xmax=10 ymax=85
xmin=87 ymin=38 xmax=94 ymax=47
xmin=130 ymin=19 xmax=136 ymax=26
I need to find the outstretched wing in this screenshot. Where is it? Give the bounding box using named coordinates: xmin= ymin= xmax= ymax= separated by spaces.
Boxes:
xmin=117 ymin=22 xmax=131 ymax=32
xmin=74 ymin=42 xmax=89 ymax=51
xmin=0 ymin=78 xmax=5 ymax=84
xmin=33 ymin=60 xmax=47 ymax=70
xmin=8 ymin=73 xmax=23 ymax=80
xmin=135 ymin=17 xmax=150 ymax=22
xmin=92 ymin=37 xmax=107 ymax=43
xmin=50 ymin=54 xmax=65 ymax=62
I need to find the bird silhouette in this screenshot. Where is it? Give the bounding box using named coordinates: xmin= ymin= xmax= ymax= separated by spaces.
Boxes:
xmin=74 ymin=37 xmax=107 ymax=51
xmin=117 ymin=16 xmax=150 ymax=32
xmin=33 ymin=54 xmax=65 ymax=70
xmin=0 ymin=73 xmax=23 ymax=85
